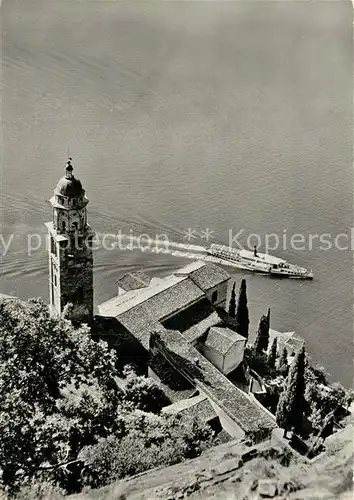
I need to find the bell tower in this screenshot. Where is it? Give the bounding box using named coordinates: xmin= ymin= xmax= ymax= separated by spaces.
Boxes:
xmin=45 ymin=158 xmax=94 ymax=324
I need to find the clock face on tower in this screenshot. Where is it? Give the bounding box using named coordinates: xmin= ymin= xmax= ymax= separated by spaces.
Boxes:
xmin=45 ymin=159 xmax=94 ymax=324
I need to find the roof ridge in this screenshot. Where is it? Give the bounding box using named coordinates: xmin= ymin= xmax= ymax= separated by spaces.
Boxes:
xmin=223 ymin=331 xmax=244 ymax=356
xmin=206 ymin=326 xmax=244 ymax=357
xmin=155 ymin=329 xmax=276 ymax=433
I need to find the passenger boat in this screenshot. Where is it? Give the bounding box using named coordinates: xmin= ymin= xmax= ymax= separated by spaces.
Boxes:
xmin=206 ymin=244 xmax=314 ymax=279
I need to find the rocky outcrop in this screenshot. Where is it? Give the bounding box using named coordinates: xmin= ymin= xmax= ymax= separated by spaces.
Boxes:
xmin=70 ymin=435 xmax=353 ymax=500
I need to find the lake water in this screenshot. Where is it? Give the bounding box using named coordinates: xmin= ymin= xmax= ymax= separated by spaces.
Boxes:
xmin=1 ymin=1 xmax=352 ymax=387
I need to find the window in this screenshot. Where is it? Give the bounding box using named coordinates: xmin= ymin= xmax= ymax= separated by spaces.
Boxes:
xmin=51 ymin=236 xmax=57 ymax=256
xmin=62 ymin=221 xmax=66 ymax=231
xmin=54 ymin=275 xmax=57 ymax=286
xmin=76 ymin=236 xmax=83 ymax=250
xmin=212 ymin=290 xmax=218 ymax=303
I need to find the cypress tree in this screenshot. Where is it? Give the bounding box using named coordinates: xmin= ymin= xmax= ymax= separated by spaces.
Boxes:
xmin=276 ymin=346 xmax=306 ymax=435
xmin=228 ymin=282 xmax=236 ymax=318
xmin=254 ymin=315 xmax=266 ymax=353
xmin=268 ymin=337 xmax=278 ymax=369
xmin=254 ymin=312 xmax=270 ymax=353
xmin=236 ymin=279 xmax=249 ymax=339
xmin=266 ymin=308 xmax=271 ymax=329
xmin=277 ymin=347 xmax=289 ymax=376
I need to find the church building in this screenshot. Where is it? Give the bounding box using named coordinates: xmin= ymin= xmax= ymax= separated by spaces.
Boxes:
xmin=45 ymin=159 xmax=94 ymax=324
xmin=44 ymin=159 xmax=276 ymax=440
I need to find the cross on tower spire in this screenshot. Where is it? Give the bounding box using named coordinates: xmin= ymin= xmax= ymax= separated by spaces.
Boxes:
xmin=65 ymin=157 xmax=73 ymax=178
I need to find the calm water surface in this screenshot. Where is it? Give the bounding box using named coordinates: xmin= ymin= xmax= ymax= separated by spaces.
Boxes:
xmin=1 ymin=1 xmax=352 ymax=386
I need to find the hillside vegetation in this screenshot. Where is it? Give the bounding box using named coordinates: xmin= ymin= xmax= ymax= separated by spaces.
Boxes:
xmin=12 ymin=434 xmax=352 ymax=500
xmin=0 ymin=298 xmax=213 ymax=496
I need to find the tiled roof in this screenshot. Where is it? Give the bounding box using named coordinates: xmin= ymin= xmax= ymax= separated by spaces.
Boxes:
xmin=98 ymin=273 xmax=186 ymax=317
xmin=162 ymin=297 xmax=221 ymax=337
xmin=142 ymin=280 xmax=205 ymax=321
xmin=267 ymin=329 xmax=305 ymax=355
xmin=116 ymin=271 xmax=151 ymax=292
xmin=154 ymin=329 xmax=276 ymax=435
xmin=99 ymin=261 xmax=232 ymax=359
xmin=117 ymin=304 xmax=164 ymax=350
xmin=187 ymin=262 xmax=230 ymax=291
xmin=162 ymin=394 xmax=216 ymax=423
xmin=173 ymin=261 xmax=206 ymax=275
xmin=149 ymin=351 xmax=196 ymax=403
xmin=284 ymin=336 xmax=305 ymax=352
xmin=204 ymin=327 xmax=245 ymax=356
xmin=116 ymin=279 xmax=205 ymax=341
xmin=215 ymin=429 xmax=232 ymax=444
xmin=152 ymin=378 xmax=196 ymax=404
xmin=182 ymin=310 xmax=223 ymax=344
xmin=115 ymin=276 xmax=209 ymax=349
xmin=99 ymin=262 xmax=228 ymax=319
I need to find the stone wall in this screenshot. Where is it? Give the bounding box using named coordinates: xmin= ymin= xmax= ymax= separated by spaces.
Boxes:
xmin=204 ymin=281 xmax=228 ymax=309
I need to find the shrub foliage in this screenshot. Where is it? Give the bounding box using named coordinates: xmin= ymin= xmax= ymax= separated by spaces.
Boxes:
xmin=276 ymin=347 xmax=306 ymax=434
xmin=0 ymin=298 xmax=213 ymax=495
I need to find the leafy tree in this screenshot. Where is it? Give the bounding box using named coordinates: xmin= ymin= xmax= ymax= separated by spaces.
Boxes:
xmin=0 ymin=297 xmax=123 ymax=493
xmin=15 ymin=482 xmax=64 ymax=500
xmin=268 ymin=337 xmax=278 ymax=369
xmin=276 ymin=346 xmax=306 ymax=436
xmin=307 ymin=405 xmax=323 ymax=431
xmin=309 ymin=364 xmax=330 ymax=385
xmin=79 ymin=411 xmax=214 ymax=489
xmin=244 ymin=346 xmax=272 ymax=378
xmin=277 ymin=348 xmax=289 ymax=376
xmin=122 ymin=366 xmax=169 ymax=413
xmin=228 ymin=282 xmax=236 ymax=318
xmin=254 ymin=311 xmax=270 ymax=354
xmin=264 ymin=375 xmax=285 ymax=397
xmin=236 ymin=279 xmax=249 ymax=339
xmin=305 ymin=373 xmax=354 ymax=432
xmin=0 ymin=297 xmax=214 ymax=495
xmin=344 ymin=388 xmax=354 ymax=410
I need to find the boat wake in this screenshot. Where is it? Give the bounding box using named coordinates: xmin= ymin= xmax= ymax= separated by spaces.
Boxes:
xmin=114 ymin=234 xmax=206 ymax=253
xmin=112 ymin=234 xmax=250 ymax=271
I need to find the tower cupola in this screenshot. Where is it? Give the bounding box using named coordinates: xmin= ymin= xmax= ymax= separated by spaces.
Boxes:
xmin=55 ymin=158 xmax=83 ymax=198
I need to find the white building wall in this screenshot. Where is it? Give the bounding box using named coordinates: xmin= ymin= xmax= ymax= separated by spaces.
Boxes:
xmin=205 ymin=281 xmax=228 ymax=308
xmin=201 ymin=340 xmax=246 ymax=375
xmin=223 ymin=341 xmax=246 ymax=374
xmin=200 ymin=345 xmax=224 ymax=372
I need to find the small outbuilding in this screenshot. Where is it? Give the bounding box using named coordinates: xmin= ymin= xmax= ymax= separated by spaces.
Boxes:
xmin=200 ymin=326 xmax=246 ymax=375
